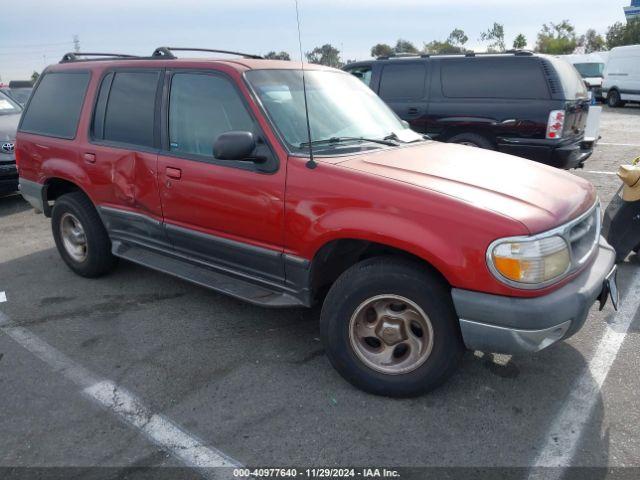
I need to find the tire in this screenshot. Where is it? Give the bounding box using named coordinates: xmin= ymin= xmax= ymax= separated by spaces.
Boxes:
xmin=320 ymin=257 xmax=464 ymax=397
xmin=51 ymin=191 xmax=117 ymax=278
xmin=607 ymin=90 xmax=625 ymax=108
xmin=447 ymin=133 xmax=494 ymax=150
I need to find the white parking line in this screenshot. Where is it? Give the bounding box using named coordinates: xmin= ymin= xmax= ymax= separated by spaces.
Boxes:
xmin=0 ymin=311 xmax=240 ymax=476
xmin=0 ymin=291 xmax=6 ymax=303
xmin=530 ymin=268 xmax=640 ymax=475
xmin=597 ymin=142 xmax=640 ymax=147
xmin=583 ymin=170 xmax=617 ymax=176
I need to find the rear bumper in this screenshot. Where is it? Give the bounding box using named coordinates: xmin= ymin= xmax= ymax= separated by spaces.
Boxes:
xmin=452 ymin=238 xmax=616 ymax=354
xmin=18 ymin=177 xmax=49 ymax=214
xmin=497 ymin=137 xmax=593 ymax=169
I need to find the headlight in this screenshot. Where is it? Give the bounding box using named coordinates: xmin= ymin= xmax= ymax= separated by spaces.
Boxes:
xmin=489 ymin=235 xmax=571 ymax=285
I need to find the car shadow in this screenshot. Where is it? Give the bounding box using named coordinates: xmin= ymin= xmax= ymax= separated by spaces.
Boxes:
xmin=0 ymin=193 xmax=30 ymax=218
xmin=0 ymin=247 xmax=621 ymax=470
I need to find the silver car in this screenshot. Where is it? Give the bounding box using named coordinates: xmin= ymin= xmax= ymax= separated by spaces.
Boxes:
xmin=0 ymin=90 xmax=21 ymax=194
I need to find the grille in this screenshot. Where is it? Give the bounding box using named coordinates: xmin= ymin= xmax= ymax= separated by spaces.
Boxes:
xmin=566 ymin=203 xmax=600 ymax=268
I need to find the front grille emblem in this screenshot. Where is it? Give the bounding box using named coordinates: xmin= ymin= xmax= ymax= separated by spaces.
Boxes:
xmin=1 ymin=142 xmax=15 ymax=154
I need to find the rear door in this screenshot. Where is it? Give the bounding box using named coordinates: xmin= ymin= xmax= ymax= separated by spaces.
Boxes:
xmin=377 ymin=62 xmax=430 ymax=133
xmin=88 ymin=69 xmax=168 ymax=249
xmin=156 ymin=69 xmax=286 ymax=284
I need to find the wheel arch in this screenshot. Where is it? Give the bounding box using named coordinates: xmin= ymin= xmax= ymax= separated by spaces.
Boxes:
xmin=307 ymin=237 xmax=453 ymax=304
xmin=41 ymin=177 xmax=93 ymax=217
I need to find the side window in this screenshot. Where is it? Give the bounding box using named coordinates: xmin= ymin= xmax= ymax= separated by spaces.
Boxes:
xmin=168 ymin=73 xmax=254 ymax=157
xmin=20 ymin=72 xmax=90 ymax=139
xmin=348 ymin=66 xmax=373 ymax=87
xmin=379 ymin=63 xmax=426 ymax=100
xmin=95 ymin=71 xmax=160 ymax=147
xmin=441 ymin=58 xmax=549 ymax=100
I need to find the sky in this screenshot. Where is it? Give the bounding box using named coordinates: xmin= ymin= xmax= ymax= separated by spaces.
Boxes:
xmin=0 ymin=0 xmax=633 ymax=82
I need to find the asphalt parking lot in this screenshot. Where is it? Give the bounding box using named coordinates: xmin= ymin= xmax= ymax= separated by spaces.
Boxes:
xmin=1 ymin=106 xmax=639 ymax=478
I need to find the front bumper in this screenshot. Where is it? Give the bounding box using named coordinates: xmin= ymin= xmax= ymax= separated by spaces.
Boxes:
xmin=497 ymin=137 xmax=593 ymax=169
xmin=0 ymin=162 xmax=18 ymax=194
xmin=452 ymin=237 xmax=616 ymax=354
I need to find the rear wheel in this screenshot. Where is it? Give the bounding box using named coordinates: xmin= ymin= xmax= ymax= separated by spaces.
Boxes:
xmin=51 ymin=191 xmax=117 ymax=277
xmin=447 ymin=133 xmax=494 ymax=150
xmin=607 ymin=90 xmax=625 ymax=108
xmin=320 ymin=257 xmax=464 ymax=397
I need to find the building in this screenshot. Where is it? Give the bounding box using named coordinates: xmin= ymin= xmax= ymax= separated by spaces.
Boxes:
xmin=625 ymin=0 xmax=640 ymax=20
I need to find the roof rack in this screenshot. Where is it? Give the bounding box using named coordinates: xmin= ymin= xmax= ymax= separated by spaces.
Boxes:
xmin=60 ymin=52 xmax=139 ymax=63
xmin=376 ymin=49 xmax=534 ymax=60
xmin=59 ymin=47 xmax=264 ymax=64
xmin=152 ymin=47 xmax=263 ymax=59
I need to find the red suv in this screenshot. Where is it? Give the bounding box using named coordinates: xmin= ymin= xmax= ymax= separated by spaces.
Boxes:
xmin=17 ymin=48 xmax=617 ymax=396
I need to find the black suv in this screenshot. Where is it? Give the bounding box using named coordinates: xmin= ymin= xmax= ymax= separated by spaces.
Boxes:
xmin=344 ymin=52 xmax=593 ymax=169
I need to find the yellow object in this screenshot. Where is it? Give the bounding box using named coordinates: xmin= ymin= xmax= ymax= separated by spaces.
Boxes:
xmin=618 ymin=162 xmax=640 ymax=202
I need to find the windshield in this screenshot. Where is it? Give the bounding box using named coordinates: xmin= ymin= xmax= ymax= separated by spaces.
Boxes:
xmin=0 ymin=91 xmax=22 ymax=115
xmin=245 ymin=69 xmax=422 ymax=153
xmin=573 ymin=63 xmax=605 ymax=78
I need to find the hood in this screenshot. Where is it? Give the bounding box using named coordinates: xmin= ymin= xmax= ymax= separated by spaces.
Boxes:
xmin=0 ymin=112 xmax=20 ymax=142
xmin=337 ymin=141 xmax=596 ymax=234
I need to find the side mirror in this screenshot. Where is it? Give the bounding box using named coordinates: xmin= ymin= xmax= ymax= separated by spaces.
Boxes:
xmin=213 ymin=131 xmax=256 ymax=161
xmin=401 ymin=120 xmax=410 ymax=128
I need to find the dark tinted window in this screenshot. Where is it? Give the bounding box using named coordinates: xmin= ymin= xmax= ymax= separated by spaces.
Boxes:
xmin=101 ymin=71 xmax=159 ymax=147
xmin=20 ymin=72 xmax=89 ymax=139
xmin=169 ymin=73 xmax=253 ymax=157
xmin=441 ymin=58 xmax=550 ymax=99
xmin=379 ymin=63 xmax=426 ymax=100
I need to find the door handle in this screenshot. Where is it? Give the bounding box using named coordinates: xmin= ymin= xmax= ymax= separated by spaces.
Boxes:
xmin=407 ymin=107 xmax=419 ymax=115
xmin=83 ymin=153 xmax=96 ymax=164
xmin=166 ymin=167 xmax=182 ymax=179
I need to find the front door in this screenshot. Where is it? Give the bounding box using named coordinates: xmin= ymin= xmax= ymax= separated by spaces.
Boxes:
xmin=157 ymin=70 xmax=286 ymax=284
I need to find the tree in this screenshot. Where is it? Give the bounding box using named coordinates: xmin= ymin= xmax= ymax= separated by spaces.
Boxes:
xmin=579 ymin=29 xmax=606 ymax=53
xmin=370 ymin=43 xmax=394 ymax=58
xmin=606 ymin=18 xmax=640 ymax=49
xmin=513 ymin=34 xmax=527 ymax=49
xmin=31 ymin=71 xmax=40 ymax=83
xmin=423 ymin=29 xmax=469 ymax=54
xmin=306 ymin=44 xmax=342 ymax=68
xmin=264 ymin=51 xmax=291 ymax=60
xmin=535 ymin=20 xmax=578 ymax=54
xmin=606 ymin=22 xmax=627 ymax=49
xmin=480 ymin=23 xmax=506 ymax=52
xmin=394 ymin=39 xmax=419 ymax=54
xmin=448 ymin=29 xmax=468 ymax=49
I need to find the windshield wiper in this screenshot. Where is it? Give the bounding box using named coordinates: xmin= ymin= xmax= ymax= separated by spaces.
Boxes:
xmin=299 ymin=136 xmax=398 ymax=148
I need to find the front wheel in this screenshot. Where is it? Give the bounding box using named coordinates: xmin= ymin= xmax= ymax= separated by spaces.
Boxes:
xmin=320 ymin=257 xmax=464 ymax=397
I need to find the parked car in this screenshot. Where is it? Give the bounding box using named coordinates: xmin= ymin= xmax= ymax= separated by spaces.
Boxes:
xmin=561 ymin=53 xmax=608 ymax=101
xmin=1 ymin=80 xmax=34 ymax=107
xmin=0 ymin=90 xmax=21 ymax=194
xmin=602 ymin=45 xmax=640 ymax=108
xmin=344 ymin=51 xmax=593 ymax=169
xmin=17 ymin=48 xmax=617 ymax=396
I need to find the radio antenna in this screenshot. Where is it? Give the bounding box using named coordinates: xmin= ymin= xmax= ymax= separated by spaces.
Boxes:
xmin=294 ymin=0 xmax=317 ymax=170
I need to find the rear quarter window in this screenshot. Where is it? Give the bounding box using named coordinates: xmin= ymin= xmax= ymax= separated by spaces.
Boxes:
xmin=440 ymin=57 xmax=550 ymax=100
xmin=19 ymin=71 xmax=90 ymax=139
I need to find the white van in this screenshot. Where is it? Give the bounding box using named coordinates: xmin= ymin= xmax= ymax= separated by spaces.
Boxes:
xmin=562 ymin=52 xmax=609 ymax=100
xmin=602 ymin=45 xmax=640 ymax=107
